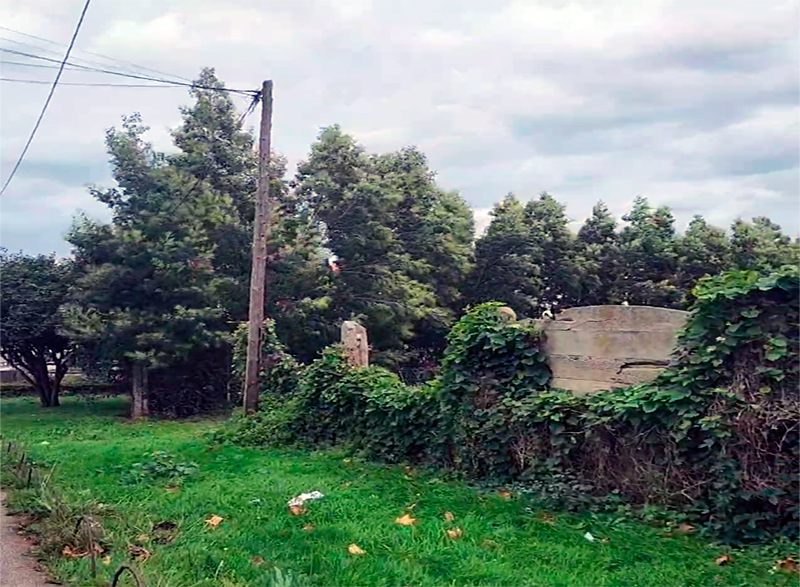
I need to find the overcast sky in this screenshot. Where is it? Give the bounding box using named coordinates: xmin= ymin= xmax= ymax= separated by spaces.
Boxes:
xmin=1 ymin=0 xmax=798 ymax=256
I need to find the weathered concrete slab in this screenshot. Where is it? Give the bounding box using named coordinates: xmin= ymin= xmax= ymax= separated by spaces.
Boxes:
xmin=537 ymin=305 xmax=688 ymax=394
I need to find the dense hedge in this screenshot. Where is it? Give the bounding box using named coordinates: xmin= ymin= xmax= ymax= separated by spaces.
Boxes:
xmin=223 ymin=267 xmax=799 ymax=543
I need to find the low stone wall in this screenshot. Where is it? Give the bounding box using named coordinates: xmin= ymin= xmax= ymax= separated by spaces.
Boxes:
xmin=536 ymin=305 xmax=689 ymax=394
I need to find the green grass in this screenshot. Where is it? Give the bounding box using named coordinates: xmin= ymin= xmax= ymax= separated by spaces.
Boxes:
xmin=1 ymin=396 xmax=796 ymax=587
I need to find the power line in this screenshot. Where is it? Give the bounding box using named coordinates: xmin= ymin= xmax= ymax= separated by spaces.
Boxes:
xmin=0 ymin=0 xmax=93 ymax=196
xmin=1 ymin=77 xmax=182 ymax=88
xmin=0 ymin=35 xmax=135 ymax=78
xmin=0 ymin=48 xmax=258 ymax=96
xmin=0 ymin=25 xmax=193 ymax=83
xmin=0 ymin=60 xmax=71 ymax=69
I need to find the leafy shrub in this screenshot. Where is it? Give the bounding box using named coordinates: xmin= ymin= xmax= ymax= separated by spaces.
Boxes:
xmin=218 ymin=395 xmax=304 ymax=447
xmin=661 ymin=264 xmax=799 ymax=397
xmin=437 ymin=302 xmax=551 ymax=478
xmin=115 ymin=451 xmax=199 ymax=485
xmin=297 ymin=347 xmax=440 ymax=463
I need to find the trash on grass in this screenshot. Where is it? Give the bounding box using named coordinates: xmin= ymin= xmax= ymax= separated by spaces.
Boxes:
xmin=584 ymin=532 xmax=596 ymax=542
xmin=287 ymin=491 xmax=325 ymax=508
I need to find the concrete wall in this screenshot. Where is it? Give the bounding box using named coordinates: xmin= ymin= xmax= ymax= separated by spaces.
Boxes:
xmin=536 ymin=305 xmax=689 ymax=394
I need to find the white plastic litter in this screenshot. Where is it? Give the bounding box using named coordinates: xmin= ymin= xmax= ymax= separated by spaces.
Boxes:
xmin=583 ymin=532 xmax=596 ymax=542
xmin=287 ymin=491 xmax=325 ymax=508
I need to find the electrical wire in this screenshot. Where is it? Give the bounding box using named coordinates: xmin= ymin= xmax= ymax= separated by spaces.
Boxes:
xmin=0 ymin=25 xmax=193 ymax=83
xmin=0 ymin=60 xmax=78 ymax=69
xmin=0 ymin=48 xmax=258 ymax=96
xmin=0 ymin=0 xmax=93 ymax=196
xmin=0 ymin=77 xmax=182 ymax=88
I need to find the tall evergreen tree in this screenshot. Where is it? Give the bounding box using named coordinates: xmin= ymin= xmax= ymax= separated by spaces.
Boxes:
xmin=294 ymin=126 xmax=474 ymax=367
xmin=617 ymin=196 xmax=682 ymax=307
xmin=575 ymin=201 xmax=624 ymax=305
xmin=730 ymin=217 xmax=800 ymax=273
xmin=467 ymin=194 xmax=542 ymax=316
xmin=674 ymin=215 xmax=733 ymax=291
xmin=468 ymin=193 xmax=578 ymax=317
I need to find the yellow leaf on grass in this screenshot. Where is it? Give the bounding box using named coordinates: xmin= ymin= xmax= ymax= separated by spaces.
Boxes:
xmin=716 ymin=554 xmax=733 ymax=566
xmin=395 ymin=513 xmax=417 ymax=526
xmin=205 ymin=515 xmax=224 ymax=529
xmin=777 ymin=558 xmax=799 ymax=574
xmin=62 ymin=545 xmax=85 ymax=559
xmin=102 ymin=555 xmax=112 ymax=566
xmin=348 ymin=543 xmax=366 ymax=555
xmin=444 ymin=511 xmax=455 ymax=522
xmin=446 ymin=527 xmax=464 ymax=539
xmin=289 ymin=505 xmax=307 ymax=516
xmin=127 ymin=545 xmax=151 ymax=562
xmin=136 ymin=534 xmax=150 ymax=544
xmin=303 ymin=524 xmax=316 ymax=532
xmin=164 ymin=486 xmax=180 ymax=494
xmin=536 ymin=512 xmax=556 ymax=525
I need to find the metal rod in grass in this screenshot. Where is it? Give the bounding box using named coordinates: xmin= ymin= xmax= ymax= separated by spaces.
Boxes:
xmin=112 ymin=565 xmax=145 ymax=587
xmin=73 ymin=516 xmax=98 ymax=578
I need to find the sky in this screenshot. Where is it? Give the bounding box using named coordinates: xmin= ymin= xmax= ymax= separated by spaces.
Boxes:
xmin=1 ymin=0 xmax=798 ymax=256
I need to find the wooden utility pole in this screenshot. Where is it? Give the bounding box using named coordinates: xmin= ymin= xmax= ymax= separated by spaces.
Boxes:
xmin=243 ymin=80 xmax=273 ymax=414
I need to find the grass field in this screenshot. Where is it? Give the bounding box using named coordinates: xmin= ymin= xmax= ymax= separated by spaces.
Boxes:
xmin=1 ymin=395 xmax=796 ymax=587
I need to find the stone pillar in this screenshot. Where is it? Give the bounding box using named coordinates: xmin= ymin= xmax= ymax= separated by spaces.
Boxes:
xmin=341 ymin=321 xmax=369 ymax=368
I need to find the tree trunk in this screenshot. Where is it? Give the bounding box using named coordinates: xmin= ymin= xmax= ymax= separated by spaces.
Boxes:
xmin=131 ymin=362 xmax=150 ymax=419
xmin=33 ymin=357 xmax=56 ymax=408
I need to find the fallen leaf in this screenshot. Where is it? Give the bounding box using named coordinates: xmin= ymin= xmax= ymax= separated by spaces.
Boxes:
xmin=152 ymin=521 xmax=179 ymax=544
xmin=444 ymin=511 xmax=455 ymax=522
xmin=251 ymin=555 xmax=265 ymax=566
xmin=600 ymin=538 xmax=611 ymax=545
xmin=62 ymin=545 xmax=86 ymax=559
xmin=343 ymin=458 xmax=353 ymax=467
xmin=446 ymin=527 xmax=464 ymax=539
xmin=164 ymin=486 xmax=180 ymax=494
xmin=127 ymin=545 xmax=151 ymax=562
xmin=348 ymin=543 xmax=366 ymax=555
xmin=289 ymin=505 xmax=307 ymax=516
xmin=102 ymin=555 xmax=112 ymax=566
xmin=205 ymin=514 xmax=224 ymax=529
xmin=497 ymin=490 xmax=513 ymax=501
xmin=676 ymin=523 xmax=695 ymax=535
xmin=480 ymin=539 xmax=498 ymax=549
xmin=536 ymin=512 xmax=556 ymax=525
xmin=395 ymin=513 xmax=418 ymax=526
xmin=716 ymin=554 xmax=733 ymax=566
xmin=303 ymin=524 xmax=316 ymax=532
xmin=136 ymin=534 xmax=150 ymax=544
xmin=777 ymin=558 xmax=799 ymax=574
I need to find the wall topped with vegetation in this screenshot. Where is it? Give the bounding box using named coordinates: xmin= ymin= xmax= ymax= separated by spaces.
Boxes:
xmin=224 ymin=266 xmax=799 ymax=544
